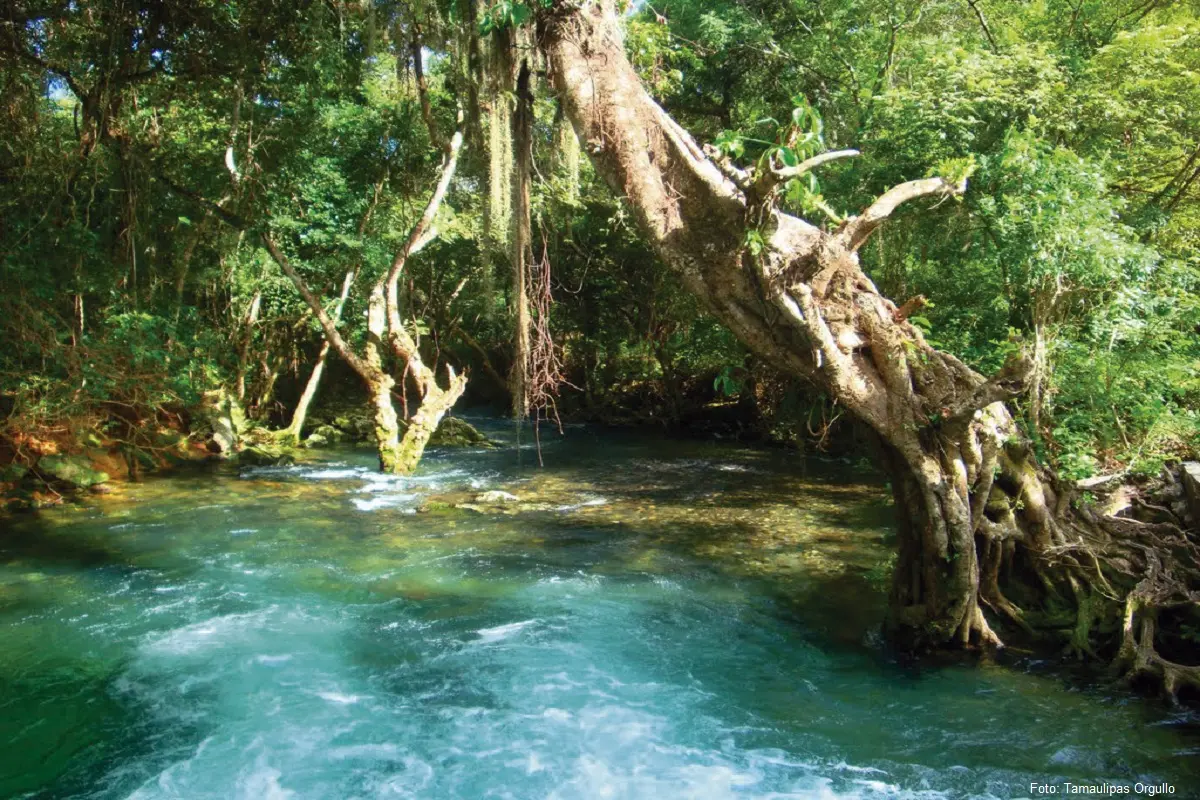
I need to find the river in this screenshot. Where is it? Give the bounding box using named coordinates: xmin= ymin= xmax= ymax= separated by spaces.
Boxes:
xmin=1 ymin=419 xmax=1196 ymax=798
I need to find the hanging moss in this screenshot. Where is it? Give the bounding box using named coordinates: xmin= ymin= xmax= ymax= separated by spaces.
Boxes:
xmin=487 ymin=98 xmax=513 ymax=247
xmin=558 ymin=115 xmax=580 ymax=206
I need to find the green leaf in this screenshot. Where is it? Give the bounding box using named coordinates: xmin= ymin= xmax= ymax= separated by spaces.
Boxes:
xmin=509 ymin=3 xmax=532 ymax=26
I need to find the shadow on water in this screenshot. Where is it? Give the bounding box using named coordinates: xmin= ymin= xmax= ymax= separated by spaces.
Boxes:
xmin=1 ymin=518 xmax=139 ymax=571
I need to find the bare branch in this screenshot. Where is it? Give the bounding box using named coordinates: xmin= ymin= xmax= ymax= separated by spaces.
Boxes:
xmin=382 ymin=121 xmax=465 ymax=392
xmin=965 ymin=0 xmax=999 ymax=51
xmin=382 ymin=121 xmax=463 ymax=294
xmin=770 ymin=148 xmax=860 ymax=181
xmin=840 ymin=176 xmax=966 ymax=251
xmin=157 ymin=172 xmax=248 ymax=229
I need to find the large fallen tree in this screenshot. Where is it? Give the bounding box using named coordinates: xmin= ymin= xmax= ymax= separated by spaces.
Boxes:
xmin=532 ymin=0 xmax=1199 ymax=698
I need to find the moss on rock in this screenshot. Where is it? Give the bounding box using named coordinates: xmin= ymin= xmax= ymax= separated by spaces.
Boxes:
xmin=427 ymin=417 xmax=494 ymax=448
xmin=37 ymin=455 xmax=110 ymax=489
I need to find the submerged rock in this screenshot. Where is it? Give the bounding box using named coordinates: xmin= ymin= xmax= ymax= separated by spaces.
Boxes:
xmin=475 ymin=490 xmax=520 ymax=504
xmin=37 ymin=454 xmax=110 ymax=489
xmin=416 ymin=500 xmax=456 ymax=514
xmin=311 ymin=425 xmax=347 ymax=445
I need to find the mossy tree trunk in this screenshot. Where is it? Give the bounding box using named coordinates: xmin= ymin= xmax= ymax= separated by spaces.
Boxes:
xmin=538 ymin=0 xmax=1200 ymax=688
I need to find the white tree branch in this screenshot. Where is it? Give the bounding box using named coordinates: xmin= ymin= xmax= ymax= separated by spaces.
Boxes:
xmin=770 ymin=148 xmax=860 ymax=181
xmin=382 ymin=119 xmax=465 ymax=393
xmin=840 ymin=176 xmax=966 ymax=251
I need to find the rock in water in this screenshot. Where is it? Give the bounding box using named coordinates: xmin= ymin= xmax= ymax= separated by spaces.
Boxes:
xmin=304 ymin=432 xmax=330 ymax=449
xmin=194 ymin=388 xmax=244 ymax=455
xmin=311 ymin=424 xmax=347 ymax=444
xmin=428 ymin=417 xmax=495 ymax=448
xmin=475 ymin=490 xmax=520 ymax=504
xmin=36 ymin=455 xmax=110 ymax=489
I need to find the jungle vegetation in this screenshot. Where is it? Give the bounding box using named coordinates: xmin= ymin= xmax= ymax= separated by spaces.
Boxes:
xmin=2 ymin=0 xmax=1199 ymax=696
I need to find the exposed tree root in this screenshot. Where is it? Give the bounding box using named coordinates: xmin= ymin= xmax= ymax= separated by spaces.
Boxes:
xmin=1107 ymin=548 xmax=1200 ymax=703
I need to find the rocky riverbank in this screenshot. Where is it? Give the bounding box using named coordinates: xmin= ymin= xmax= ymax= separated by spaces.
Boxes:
xmin=0 ymin=391 xmax=495 ymax=515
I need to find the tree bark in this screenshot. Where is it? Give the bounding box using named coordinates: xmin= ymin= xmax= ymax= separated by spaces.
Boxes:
xmin=253 ymin=355 xmax=283 ymax=420
xmin=538 ymin=0 xmax=1193 ymax=664
xmin=235 ymin=290 xmax=262 ymax=402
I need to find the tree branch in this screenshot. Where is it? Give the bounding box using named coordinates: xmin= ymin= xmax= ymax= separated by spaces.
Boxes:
xmin=965 ymin=0 xmax=999 ymax=51
xmin=260 ymin=233 xmax=373 ymax=381
xmin=2 ymin=45 xmax=87 ymax=102
xmin=157 ymin=171 xmax=248 ymax=229
xmin=410 ymin=23 xmax=445 ymax=152
xmin=382 ymin=121 xmax=465 ymax=392
xmin=770 ymin=148 xmax=860 ymax=182
xmin=840 ymin=176 xmax=966 ymax=251
xmin=701 ymin=143 xmax=752 ymax=192
xmin=941 ymin=354 xmax=1033 ymax=431
xmin=382 ymin=122 xmax=463 ymax=294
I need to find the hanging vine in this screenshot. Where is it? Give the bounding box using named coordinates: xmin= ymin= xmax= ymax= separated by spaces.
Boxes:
xmin=479 ymin=3 xmax=565 ymax=459
xmin=527 ymin=233 xmax=568 ymax=464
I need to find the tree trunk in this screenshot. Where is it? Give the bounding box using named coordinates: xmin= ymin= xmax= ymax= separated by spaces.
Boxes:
xmin=283 ymin=269 xmax=356 ymax=444
xmin=259 ymin=124 xmax=467 ymax=475
xmin=253 ymin=355 xmax=282 ymax=421
xmin=264 ymin=238 xmax=468 ymax=474
xmin=509 ymin=60 xmax=534 ymax=419
xmin=368 ymin=370 xmax=404 ymax=472
xmin=235 ymin=290 xmax=262 ymax=402
xmin=174 ymin=212 xmax=211 ymax=325
xmin=393 ymin=381 xmax=469 ymax=474
xmin=1030 ymin=321 xmax=1049 ymax=433
xmin=365 ymin=282 xmax=467 ymax=473
xmin=538 ymin=0 xmax=1197 ymax=672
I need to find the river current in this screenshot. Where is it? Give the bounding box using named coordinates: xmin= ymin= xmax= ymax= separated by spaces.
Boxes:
xmin=1 ymin=419 xmax=1196 ymax=798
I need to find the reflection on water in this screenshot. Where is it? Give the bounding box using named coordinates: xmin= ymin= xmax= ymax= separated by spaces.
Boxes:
xmin=1 ymin=419 xmax=1197 ymax=799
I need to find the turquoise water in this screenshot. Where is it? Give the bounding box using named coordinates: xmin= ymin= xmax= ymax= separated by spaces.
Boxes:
xmin=1 ymin=421 xmax=1197 ymax=799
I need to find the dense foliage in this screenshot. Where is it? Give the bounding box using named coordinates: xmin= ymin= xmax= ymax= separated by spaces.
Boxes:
xmin=1 ymin=0 xmax=1197 ymax=477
